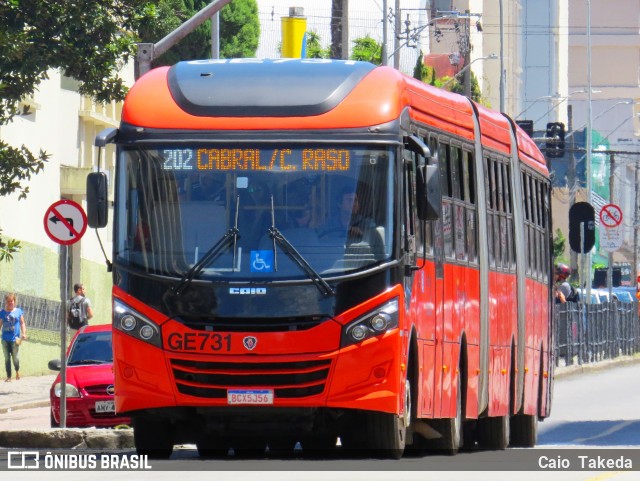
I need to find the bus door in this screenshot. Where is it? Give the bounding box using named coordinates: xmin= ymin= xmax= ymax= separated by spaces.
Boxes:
xmin=430 ymin=135 xmax=446 ymax=417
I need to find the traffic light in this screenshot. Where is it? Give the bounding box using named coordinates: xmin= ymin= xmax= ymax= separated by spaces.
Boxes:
xmin=568 ymin=202 xmax=595 ymax=253
xmin=516 ymin=120 xmax=534 ymax=138
xmin=545 ymin=122 xmax=566 ymax=158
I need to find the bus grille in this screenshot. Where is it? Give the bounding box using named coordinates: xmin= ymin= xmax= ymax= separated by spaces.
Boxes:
xmin=170 ymin=359 xmax=331 ymax=399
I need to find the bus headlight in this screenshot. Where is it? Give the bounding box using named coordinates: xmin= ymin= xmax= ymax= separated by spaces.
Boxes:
xmin=113 ymin=300 xmax=162 ymax=348
xmin=121 ymin=315 xmax=136 ymax=331
xmin=341 ymin=298 xmax=399 ymax=348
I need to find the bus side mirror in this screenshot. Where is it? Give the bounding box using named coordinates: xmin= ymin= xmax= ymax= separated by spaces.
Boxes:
xmin=87 ymin=172 xmax=109 ymax=228
xmin=422 ymin=164 xmax=441 ymax=221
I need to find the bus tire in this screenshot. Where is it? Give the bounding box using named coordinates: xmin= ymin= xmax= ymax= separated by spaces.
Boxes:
xmin=342 ymin=381 xmax=409 ymax=459
xmin=476 ymin=414 xmax=509 ymax=450
xmin=369 ymin=378 xmax=410 ymax=459
xmin=133 ymin=416 xmax=174 ymax=459
xmin=363 ymin=410 xmax=406 ymax=459
xmin=430 ymin=372 xmax=463 ymax=454
xmin=509 ymin=414 xmax=538 ymax=447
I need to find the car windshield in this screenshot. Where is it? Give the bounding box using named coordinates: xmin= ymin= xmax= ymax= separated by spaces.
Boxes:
xmin=68 ymin=331 xmax=113 ymax=365
xmin=115 ymin=144 xmax=395 ymax=281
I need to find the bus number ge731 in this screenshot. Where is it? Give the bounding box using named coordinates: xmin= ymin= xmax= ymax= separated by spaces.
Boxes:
xmin=166 ymin=332 xmax=232 ymax=352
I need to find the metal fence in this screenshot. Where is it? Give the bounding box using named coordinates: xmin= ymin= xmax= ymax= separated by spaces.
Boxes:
xmin=0 ymin=290 xmax=62 ymax=332
xmin=555 ymin=301 xmax=640 ymax=366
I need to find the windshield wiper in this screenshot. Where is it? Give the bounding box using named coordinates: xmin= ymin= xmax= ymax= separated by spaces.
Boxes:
xmin=68 ymin=359 xmax=109 ymax=365
xmin=267 ymin=195 xmax=334 ymax=297
xmin=174 ymin=195 xmax=241 ymax=295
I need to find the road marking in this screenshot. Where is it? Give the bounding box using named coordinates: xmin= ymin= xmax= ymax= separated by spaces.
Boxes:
xmin=584 ymin=473 xmax=624 ymax=481
xmin=572 ymin=420 xmax=635 ymax=444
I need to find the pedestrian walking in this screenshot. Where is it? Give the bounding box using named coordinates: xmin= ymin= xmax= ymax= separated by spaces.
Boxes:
xmin=0 ymin=293 xmax=27 ymax=382
xmin=555 ymin=263 xmax=573 ymax=303
xmin=67 ymin=282 xmax=94 ymax=339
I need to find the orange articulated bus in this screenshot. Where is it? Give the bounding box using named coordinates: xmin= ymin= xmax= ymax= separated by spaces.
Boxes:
xmin=88 ymin=59 xmax=553 ymax=459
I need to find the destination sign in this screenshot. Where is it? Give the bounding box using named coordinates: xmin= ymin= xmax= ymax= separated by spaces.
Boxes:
xmin=161 ymin=148 xmax=350 ymax=172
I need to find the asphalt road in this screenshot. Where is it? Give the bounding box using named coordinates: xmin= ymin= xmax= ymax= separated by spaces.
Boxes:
xmin=2 ymin=361 xmax=639 ymax=480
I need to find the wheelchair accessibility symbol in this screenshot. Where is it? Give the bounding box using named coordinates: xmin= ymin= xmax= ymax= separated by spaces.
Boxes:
xmin=250 ymin=250 xmax=273 ymax=272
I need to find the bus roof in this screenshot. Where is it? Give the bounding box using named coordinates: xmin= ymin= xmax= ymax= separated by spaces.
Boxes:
xmin=121 ymin=58 xmax=547 ymax=173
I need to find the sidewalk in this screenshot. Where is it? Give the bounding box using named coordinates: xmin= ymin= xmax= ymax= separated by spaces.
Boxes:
xmin=0 ymin=374 xmax=56 ymax=414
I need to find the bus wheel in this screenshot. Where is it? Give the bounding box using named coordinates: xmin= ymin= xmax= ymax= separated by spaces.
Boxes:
xmin=133 ymin=416 xmax=174 ymax=459
xmin=366 ymin=379 xmax=410 ymax=459
xmin=476 ymin=414 xmax=509 ymax=450
xmin=510 ymin=414 xmax=538 ymax=447
xmin=430 ymin=373 xmax=463 ymax=454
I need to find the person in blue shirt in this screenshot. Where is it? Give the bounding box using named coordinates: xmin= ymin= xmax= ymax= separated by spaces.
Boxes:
xmin=0 ymin=293 xmax=27 ymax=382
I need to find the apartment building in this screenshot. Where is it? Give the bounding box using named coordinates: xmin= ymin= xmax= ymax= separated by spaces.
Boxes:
xmin=562 ymin=0 xmax=640 ymax=277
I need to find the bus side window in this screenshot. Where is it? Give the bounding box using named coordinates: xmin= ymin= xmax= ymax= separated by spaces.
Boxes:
xmin=463 ymin=150 xmax=477 ymax=265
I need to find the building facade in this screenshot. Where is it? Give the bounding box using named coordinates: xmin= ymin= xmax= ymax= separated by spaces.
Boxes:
xmin=0 ymin=70 xmax=127 ymax=374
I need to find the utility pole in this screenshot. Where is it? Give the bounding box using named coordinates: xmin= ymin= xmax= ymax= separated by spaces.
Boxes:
xmin=330 ymin=0 xmax=349 ymax=60
xmin=394 ymin=0 xmax=401 ymax=69
xmin=634 ymin=161 xmax=640 ymax=286
xmin=463 ymin=10 xmax=471 ymax=97
xmin=608 ymin=153 xmax=615 ymax=299
xmin=499 ymin=0 xmax=505 ymax=112
xmin=211 ymin=12 xmax=220 ymax=59
xmin=568 ymin=105 xmax=578 ymax=281
xmin=382 ymin=0 xmax=388 ymax=66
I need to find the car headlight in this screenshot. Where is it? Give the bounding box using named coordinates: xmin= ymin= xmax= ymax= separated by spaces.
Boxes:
xmin=341 ymin=298 xmax=400 ymax=348
xmin=53 ymin=383 xmax=81 ymax=398
xmin=113 ymin=299 xmax=162 ymax=348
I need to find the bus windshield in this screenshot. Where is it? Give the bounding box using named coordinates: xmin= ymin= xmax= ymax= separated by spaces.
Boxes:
xmin=115 ymin=144 xmax=395 ymax=281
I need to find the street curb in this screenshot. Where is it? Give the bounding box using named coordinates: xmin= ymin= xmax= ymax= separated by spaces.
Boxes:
xmin=0 ymin=399 xmax=50 ymax=415
xmin=554 ymin=354 xmax=640 ymax=378
xmin=0 ymin=428 xmax=134 ymax=449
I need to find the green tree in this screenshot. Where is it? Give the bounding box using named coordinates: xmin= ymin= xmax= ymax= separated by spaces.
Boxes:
xmin=1 ymin=1 xmax=153 ymax=260
xmin=306 ymin=31 xmax=330 ymax=59
xmin=553 ymin=228 xmax=567 ymax=261
xmin=138 ymin=0 xmax=259 ymax=65
xmin=219 ymin=0 xmax=259 ymax=59
xmin=413 ymin=52 xmax=436 ymax=85
xmin=350 ymin=35 xmax=382 ymax=65
xmin=436 ymin=71 xmax=484 ymax=104
xmin=137 ymin=0 xmax=212 ymax=67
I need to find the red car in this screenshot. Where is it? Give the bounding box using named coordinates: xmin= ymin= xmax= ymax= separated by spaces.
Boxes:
xmin=49 ymin=324 xmax=130 ymax=428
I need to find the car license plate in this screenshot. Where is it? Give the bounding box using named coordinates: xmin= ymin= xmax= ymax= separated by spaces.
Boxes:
xmin=95 ymin=400 xmax=115 ymax=413
xmin=227 ymin=389 xmax=274 ymax=405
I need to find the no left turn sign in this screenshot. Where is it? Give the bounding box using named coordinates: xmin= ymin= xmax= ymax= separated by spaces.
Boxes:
xmin=43 ymin=199 xmax=88 ymax=245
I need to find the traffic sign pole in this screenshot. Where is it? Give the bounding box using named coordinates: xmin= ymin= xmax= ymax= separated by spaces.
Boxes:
xmin=44 ymin=199 xmax=87 ymax=429
xmin=598 ymin=203 xmax=623 ymax=303
xmin=60 ymin=245 xmax=68 ymax=428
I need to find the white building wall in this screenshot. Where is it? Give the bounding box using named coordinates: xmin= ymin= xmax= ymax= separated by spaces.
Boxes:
xmin=0 ymin=65 xmax=132 ymax=313
xmin=518 ymin=0 xmax=567 ymax=127
xmin=0 ymin=71 xmax=80 ymax=247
